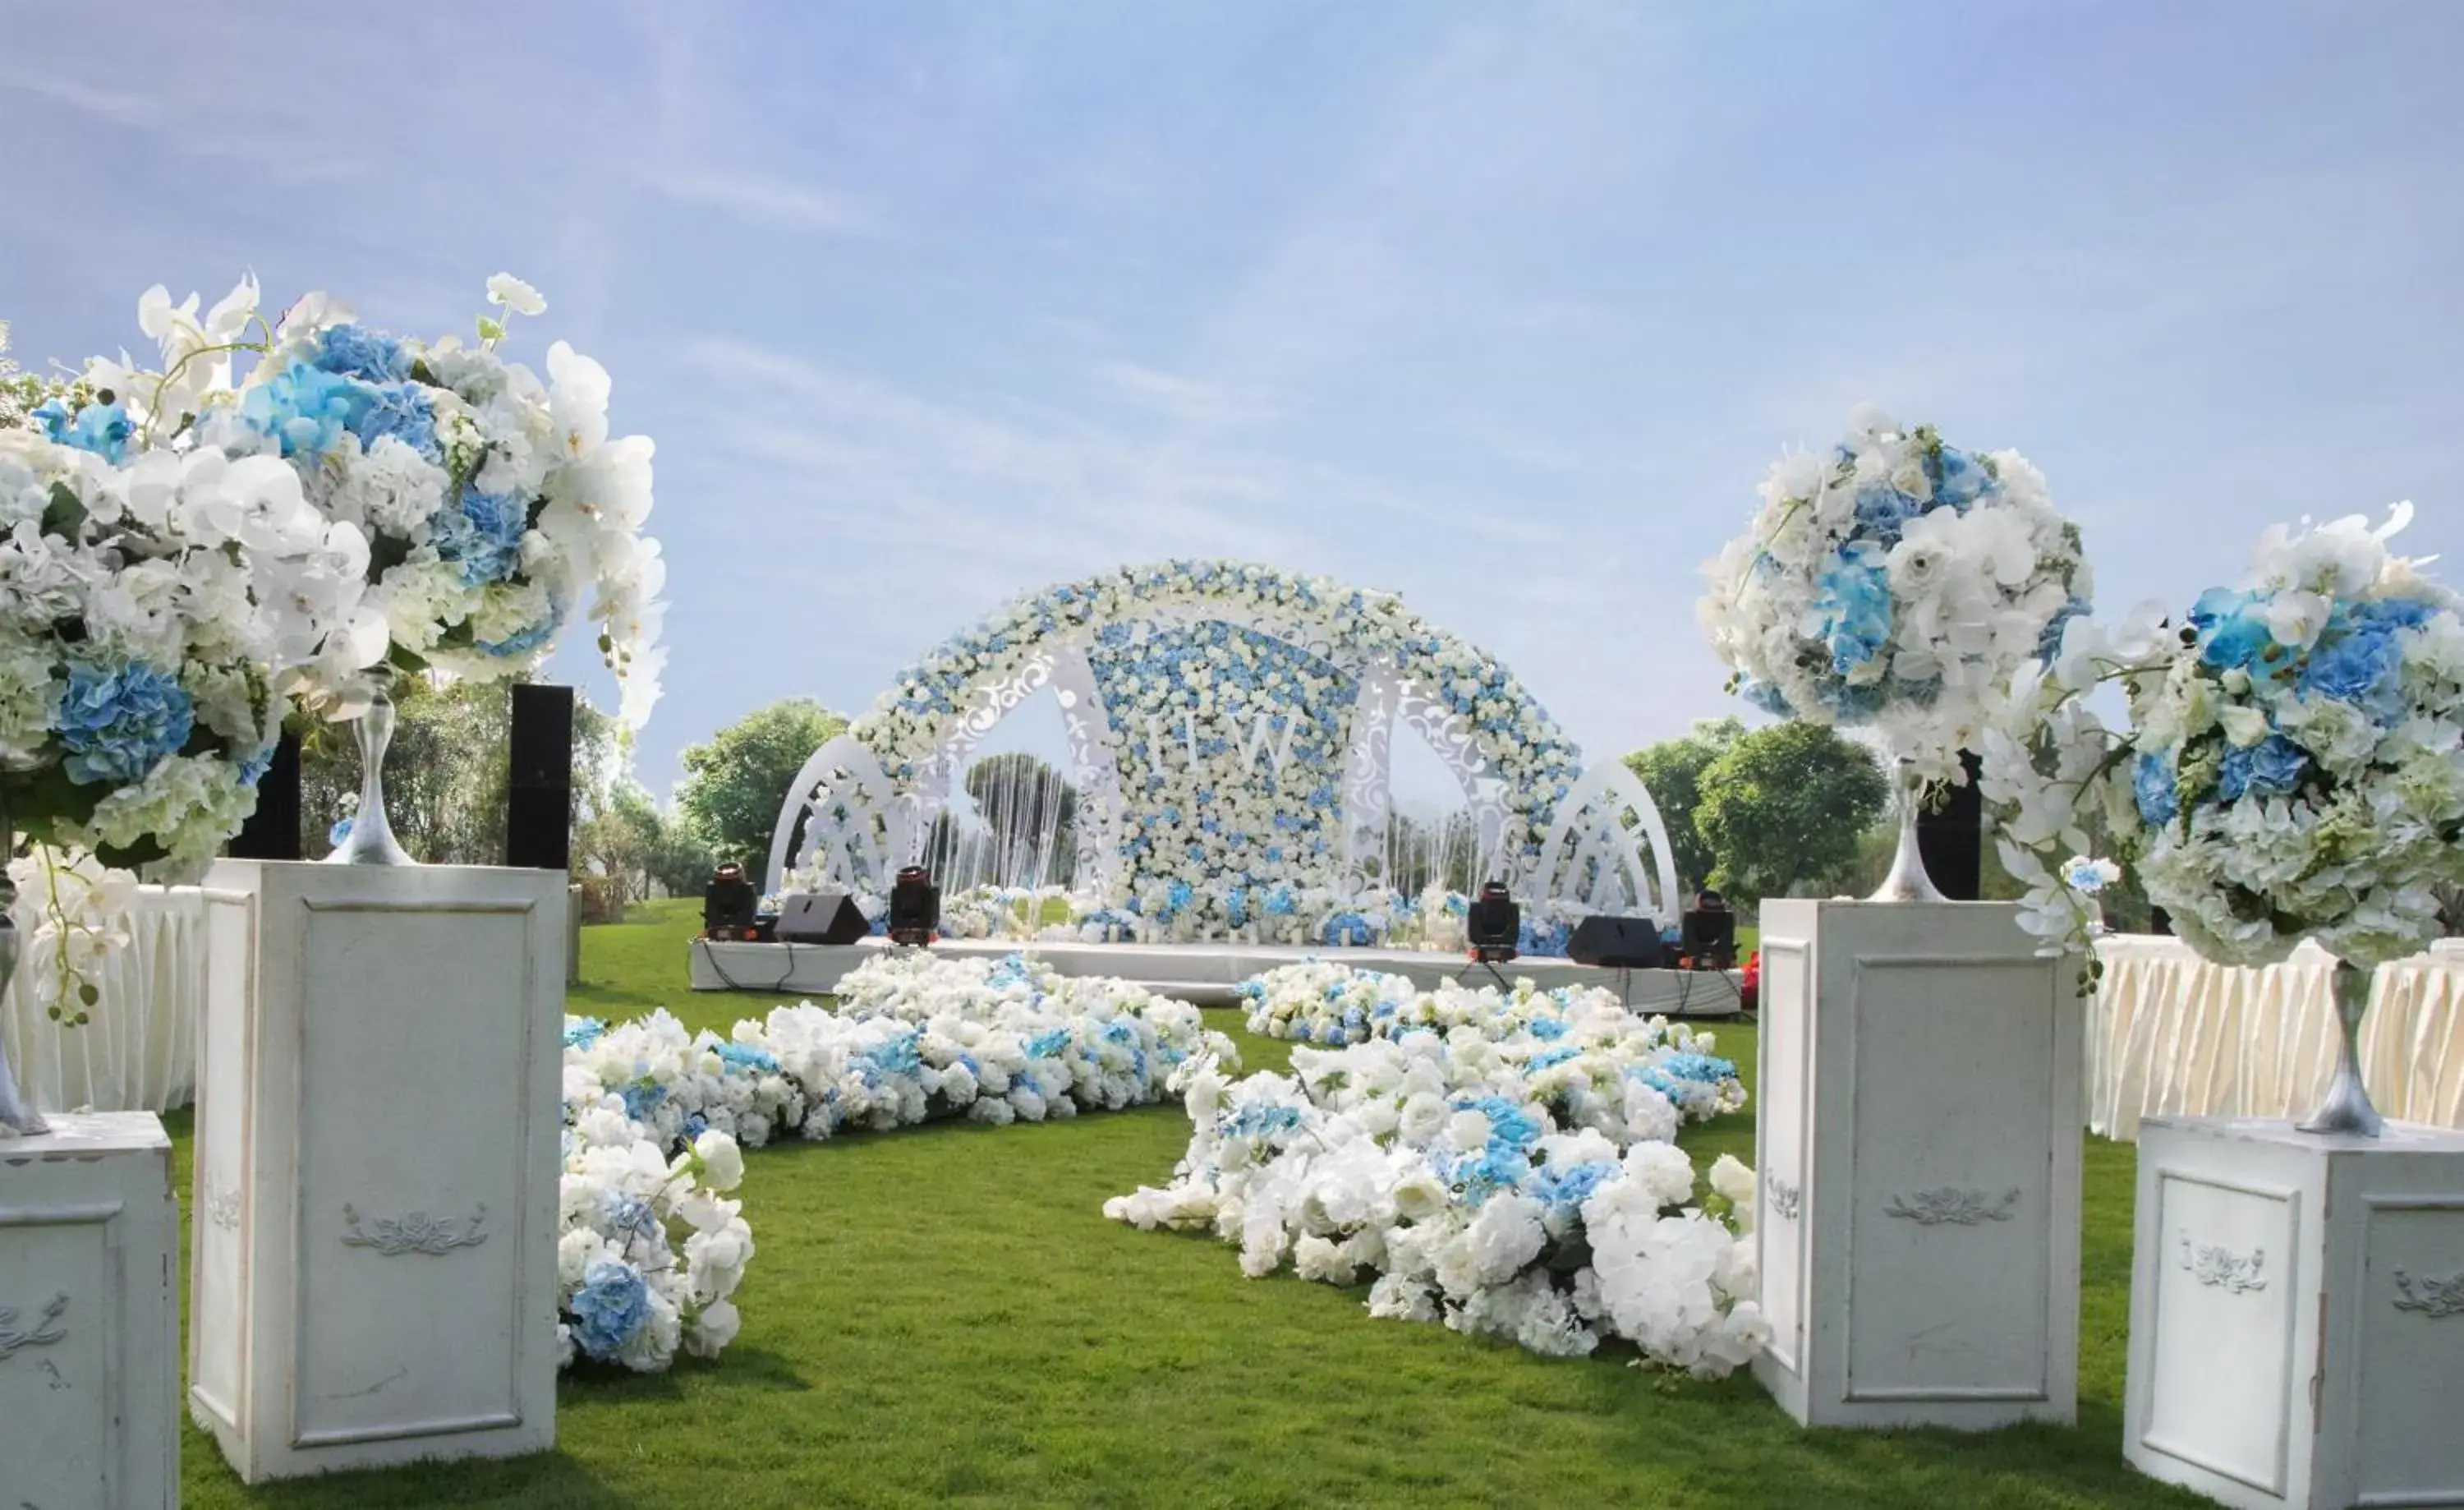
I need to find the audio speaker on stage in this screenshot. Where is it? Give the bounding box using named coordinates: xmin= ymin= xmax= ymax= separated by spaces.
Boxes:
xmin=228 ymin=725 xmax=303 ymax=860
xmin=505 ymin=684 xmax=575 ymax=872
xmin=776 ymin=891 xmax=871 ymax=946
xmin=1567 ymin=915 xmax=1665 ymax=969
xmin=1915 ymin=750 xmax=1984 ymax=902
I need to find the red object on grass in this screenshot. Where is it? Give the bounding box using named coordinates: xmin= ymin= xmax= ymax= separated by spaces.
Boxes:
xmin=1740 ymin=949 xmax=1761 ymax=1013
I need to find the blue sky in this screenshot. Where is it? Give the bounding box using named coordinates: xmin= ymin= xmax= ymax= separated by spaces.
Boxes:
xmin=5 ymin=1 xmax=2459 ymax=803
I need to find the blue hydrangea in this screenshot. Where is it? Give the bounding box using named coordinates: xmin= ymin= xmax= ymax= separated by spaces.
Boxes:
xmin=1926 ymin=444 xmax=1994 ymax=509
xmin=313 ymin=323 xmax=412 ymax=383
xmin=2190 ymin=588 xmax=2276 ymax=673
xmin=328 ymin=816 xmax=355 ymax=849
xmin=1225 ymin=1103 xmax=1303 ymax=1139
xmin=2218 ymin=734 xmax=2308 ymax=803
xmin=2134 ymin=753 xmax=2179 ymax=828
xmin=568 ymin=1259 xmax=651 ymax=1360
xmin=563 ymin=1017 xmax=608 ymax=1050
xmin=239 ymin=360 xmax=365 ymax=457
xmin=431 ymin=487 xmax=530 ymax=585
xmin=1526 ymin=1044 xmax=1579 ymax=1070
xmin=714 ymin=1040 xmax=778 ymax=1074
xmin=348 ymin=380 xmax=439 ymax=459
xmin=31 ymin=397 xmax=135 ymax=463
xmin=859 ymin=1030 xmax=923 ymax=1079
xmin=619 ymin=1079 xmax=667 ymax=1121
xmin=1807 ymin=545 xmax=1894 ymax=675
xmin=1657 ymin=1052 xmax=1740 ymax=1086
xmin=2299 ymin=623 xmax=2403 ymax=709
xmin=1528 ymin=1158 xmax=1617 ymax=1213
xmin=1025 ymin=1028 xmax=1073 ymax=1060
xmin=55 ymin=661 xmax=195 ymax=785
xmin=1850 ymin=485 xmax=1919 ymax=546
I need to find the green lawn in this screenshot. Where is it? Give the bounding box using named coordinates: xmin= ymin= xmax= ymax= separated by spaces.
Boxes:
xmin=169 ymin=898 xmax=2195 ymax=1509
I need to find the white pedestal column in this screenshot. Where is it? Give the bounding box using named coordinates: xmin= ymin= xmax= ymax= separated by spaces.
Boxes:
xmin=1750 ymin=900 xmax=2082 ymax=1429
xmin=189 ymin=860 xmax=565 ymax=1483
xmin=0 ymin=1112 xmax=178 ymax=1509
xmin=2126 ymin=1116 xmax=2464 ymax=1509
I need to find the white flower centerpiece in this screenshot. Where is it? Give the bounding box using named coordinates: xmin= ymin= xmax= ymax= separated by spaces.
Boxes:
xmin=1699 ymin=406 xmax=2091 ymax=900
xmin=73 ymin=273 xmax=666 ymax=863
xmin=0 ymin=415 xmax=368 ymax=1132
xmin=1984 ymin=504 xmax=2464 ymax=1135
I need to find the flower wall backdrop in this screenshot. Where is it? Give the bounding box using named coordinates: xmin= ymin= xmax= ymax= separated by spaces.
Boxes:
xmin=845 ymin=561 xmax=1593 ymax=929
xmin=1089 ymin=619 xmax=1357 ymax=935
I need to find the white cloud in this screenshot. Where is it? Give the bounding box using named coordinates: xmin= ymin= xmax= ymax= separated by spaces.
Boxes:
xmin=637 ymin=169 xmax=886 ymax=237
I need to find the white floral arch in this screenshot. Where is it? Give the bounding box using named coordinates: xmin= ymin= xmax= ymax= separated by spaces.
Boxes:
xmin=768 ymin=560 xmax=1680 ymax=926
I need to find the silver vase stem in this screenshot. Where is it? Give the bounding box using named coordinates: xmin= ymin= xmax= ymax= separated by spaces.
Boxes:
xmin=2296 ymin=959 xmax=2384 ymax=1137
xmin=1868 ymin=758 xmax=1947 ymax=905
xmin=0 ymin=796 xmax=50 ymax=1138
xmin=327 ymin=669 xmax=416 ymax=866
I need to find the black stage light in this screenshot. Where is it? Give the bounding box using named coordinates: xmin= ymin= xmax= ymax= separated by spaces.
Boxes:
xmin=1680 ymin=890 xmax=1736 ymax=971
xmin=888 ymin=865 xmax=940 ymax=947
xmin=702 ymin=861 xmax=759 ymax=940
xmin=1466 ymin=881 xmax=1520 ymax=964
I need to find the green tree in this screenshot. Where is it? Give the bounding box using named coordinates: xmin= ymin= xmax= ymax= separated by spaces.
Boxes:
xmin=1693 ymin=721 xmax=1890 ymax=907
xmin=1621 ymin=716 xmax=1745 ymax=896
xmin=675 ymin=698 xmax=850 ymax=872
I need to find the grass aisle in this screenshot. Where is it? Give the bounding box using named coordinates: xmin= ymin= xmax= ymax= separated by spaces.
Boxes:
xmin=172 ymin=900 xmax=2199 ymax=1509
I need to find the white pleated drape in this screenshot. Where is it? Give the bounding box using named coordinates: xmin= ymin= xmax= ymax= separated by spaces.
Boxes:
xmin=2087 ymin=935 xmax=2464 ymax=1141
xmin=2 ymin=885 xmax=208 ymax=1114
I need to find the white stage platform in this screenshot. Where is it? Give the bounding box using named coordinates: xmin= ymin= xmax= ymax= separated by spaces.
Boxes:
xmin=685 ymin=935 xmax=1746 ymax=1015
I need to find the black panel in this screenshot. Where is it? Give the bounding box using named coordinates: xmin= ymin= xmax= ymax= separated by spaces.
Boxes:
xmin=775 ymin=891 xmax=871 ymax=945
xmin=505 ymin=684 xmax=574 ymax=872
xmin=1568 ymin=915 xmax=1665 ymax=969
xmin=1915 ymin=750 xmax=1984 ymax=902
xmin=228 ymin=727 xmax=303 ymax=861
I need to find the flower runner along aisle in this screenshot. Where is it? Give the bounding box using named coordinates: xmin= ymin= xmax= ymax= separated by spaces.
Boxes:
xmin=1109 ymin=964 xmax=1763 ymax=1371
xmin=554 ymin=949 xmax=1237 ymax=1374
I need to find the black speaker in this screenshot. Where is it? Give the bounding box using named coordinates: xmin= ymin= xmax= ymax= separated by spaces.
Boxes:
xmin=1915 ymin=751 xmax=1984 ymax=902
xmin=505 ymin=684 xmax=574 ymax=872
xmin=1568 ymin=915 xmax=1665 ymax=969
xmin=776 ymin=891 xmax=870 ymax=945
xmin=228 ymin=726 xmax=303 ymax=860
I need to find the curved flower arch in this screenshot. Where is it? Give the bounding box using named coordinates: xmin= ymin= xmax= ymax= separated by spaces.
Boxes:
xmin=771 ymin=560 xmax=1675 ymax=924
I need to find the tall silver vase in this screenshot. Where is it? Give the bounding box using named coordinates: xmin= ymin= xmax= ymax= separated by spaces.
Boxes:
xmin=1869 ymin=759 xmax=1947 ymax=904
xmin=0 ymin=799 xmax=49 ymax=1138
xmin=326 ymin=668 xmax=416 ymax=866
xmin=2296 ymin=959 xmax=2384 ymax=1137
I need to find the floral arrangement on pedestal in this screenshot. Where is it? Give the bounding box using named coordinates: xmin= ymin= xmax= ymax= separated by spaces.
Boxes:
xmin=0 ymin=415 xmax=374 ymax=1130
xmin=62 ymin=274 xmax=667 ymax=727
xmin=1984 ymin=504 xmax=2464 ymax=1133
xmin=1699 ymin=407 xmax=2090 ymax=897
xmin=1106 ymin=1028 xmax=1764 ymax=1370
xmin=853 ymin=561 xmax=1585 ymax=909
xmin=559 ymin=1075 xmax=753 ymax=1373
xmin=1236 ymin=960 xmax=1747 ymax=1121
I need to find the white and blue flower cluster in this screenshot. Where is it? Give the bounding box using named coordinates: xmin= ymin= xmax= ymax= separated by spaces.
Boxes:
xmin=1700 ymin=407 xmax=2090 ymax=781
xmin=66 ymin=273 xmax=665 ymax=728
xmin=853 ymin=561 xmax=1586 ymax=915
xmin=563 ymin=952 xmax=1237 ymax=1155
xmin=1236 ymin=960 xmax=1746 ymax=1124
xmin=1984 ymin=504 xmax=2464 ymax=969
xmin=0 ymin=427 xmax=320 ymax=873
xmin=1106 ymin=1012 xmax=1764 ymax=1371
xmin=559 ymin=1061 xmax=753 ymax=1374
